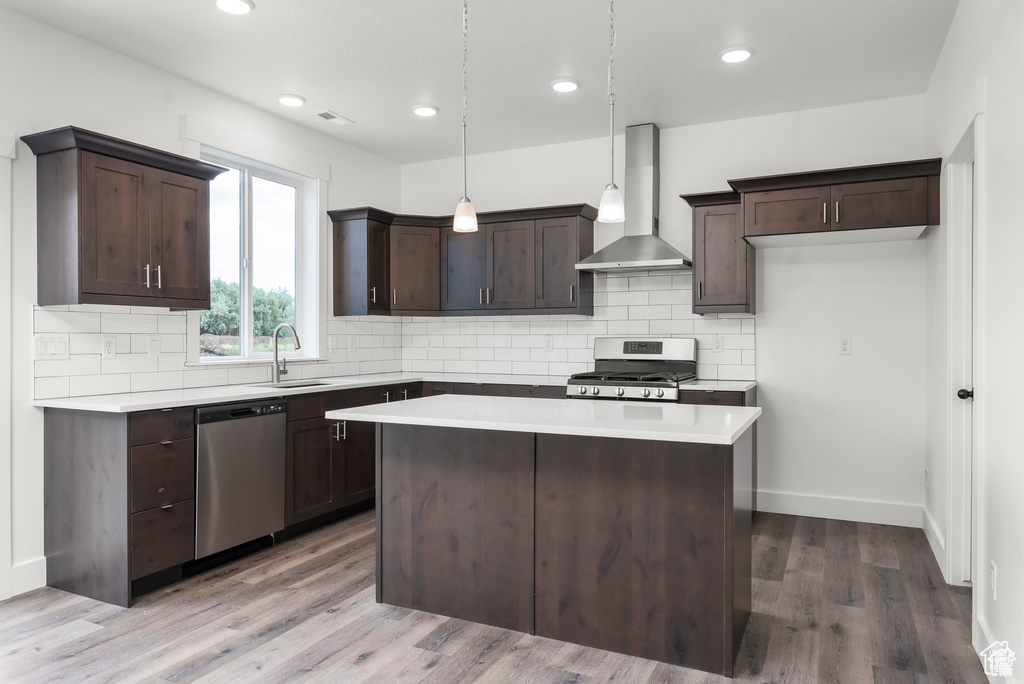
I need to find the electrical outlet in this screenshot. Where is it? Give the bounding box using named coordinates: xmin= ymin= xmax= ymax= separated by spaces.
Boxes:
xmin=923 ymin=467 xmax=929 ymax=491
xmin=148 ymin=335 xmax=161 ymax=357
xmin=712 ymin=335 xmax=723 ymax=353
xmin=839 ymin=337 xmax=852 ymax=355
xmin=425 ymin=337 xmax=433 ymax=350
xmin=101 ymin=336 xmax=117 ymax=360
xmin=989 ymin=561 xmax=997 ymax=600
xmin=544 ymin=335 xmax=553 ymax=352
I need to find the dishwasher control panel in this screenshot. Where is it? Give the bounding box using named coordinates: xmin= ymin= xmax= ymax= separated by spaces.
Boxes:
xmin=256 ymin=404 xmax=286 ymax=415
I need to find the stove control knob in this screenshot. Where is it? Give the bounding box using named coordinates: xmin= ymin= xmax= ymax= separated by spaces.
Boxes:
xmin=641 ymin=388 xmax=651 ymax=398
xmin=577 ymin=386 xmax=588 ymax=395
xmin=615 ymin=387 xmax=625 ymax=397
xmin=591 ymin=387 xmax=600 ymax=396
xmin=655 ymin=388 xmax=665 ymax=398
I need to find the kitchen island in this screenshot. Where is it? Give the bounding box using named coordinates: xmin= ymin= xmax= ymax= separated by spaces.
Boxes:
xmin=327 ymin=394 xmax=760 ymax=676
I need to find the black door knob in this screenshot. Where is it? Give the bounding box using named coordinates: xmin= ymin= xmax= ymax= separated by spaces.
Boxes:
xmin=957 ymin=388 xmax=974 ymax=400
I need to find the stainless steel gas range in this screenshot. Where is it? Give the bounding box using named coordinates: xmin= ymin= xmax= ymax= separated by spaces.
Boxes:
xmin=566 ymin=337 xmax=697 ymax=402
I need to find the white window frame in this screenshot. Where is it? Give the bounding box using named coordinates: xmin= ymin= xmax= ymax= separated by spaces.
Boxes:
xmin=188 ymin=147 xmax=322 ymax=365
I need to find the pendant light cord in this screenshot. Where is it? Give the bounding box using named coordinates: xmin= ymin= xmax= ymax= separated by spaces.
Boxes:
xmin=607 ymin=0 xmax=616 ymax=185
xmin=461 ymin=0 xmax=469 ymax=199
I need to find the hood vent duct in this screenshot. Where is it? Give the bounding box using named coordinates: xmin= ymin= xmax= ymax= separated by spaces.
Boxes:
xmin=576 ymin=123 xmax=692 ymax=273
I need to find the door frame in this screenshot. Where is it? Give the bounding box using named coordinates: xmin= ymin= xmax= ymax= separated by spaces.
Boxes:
xmin=0 ymin=123 xmax=13 ymax=600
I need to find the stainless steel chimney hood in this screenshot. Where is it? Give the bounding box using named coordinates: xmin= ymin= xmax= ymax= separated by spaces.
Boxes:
xmin=576 ymin=123 xmax=692 ymax=273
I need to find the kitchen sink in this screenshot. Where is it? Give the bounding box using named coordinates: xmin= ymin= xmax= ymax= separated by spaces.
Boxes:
xmin=250 ymin=379 xmax=334 ymax=389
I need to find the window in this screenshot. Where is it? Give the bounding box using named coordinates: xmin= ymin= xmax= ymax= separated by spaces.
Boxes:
xmin=197 ymin=148 xmax=320 ymax=362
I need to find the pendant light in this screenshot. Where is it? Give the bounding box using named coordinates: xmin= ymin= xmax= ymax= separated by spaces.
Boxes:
xmin=597 ymin=0 xmax=625 ymax=223
xmin=453 ymin=0 xmax=478 ymax=233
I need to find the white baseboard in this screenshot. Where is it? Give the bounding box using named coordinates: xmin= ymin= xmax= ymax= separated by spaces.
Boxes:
xmin=922 ymin=505 xmax=947 ymax=574
xmin=757 ymin=489 xmax=923 ymax=528
xmin=10 ymin=556 xmax=45 ymax=596
xmin=975 ymin=614 xmax=1016 ymax=684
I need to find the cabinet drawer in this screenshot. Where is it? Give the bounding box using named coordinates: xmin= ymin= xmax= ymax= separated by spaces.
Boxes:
xmin=677 ymin=391 xmax=744 ymax=407
xmin=131 ymin=500 xmax=195 ymax=579
xmin=131 ymin=439 xmax=195 ymax=512
xmin=131 ymin=407 xmax=194 ymax=446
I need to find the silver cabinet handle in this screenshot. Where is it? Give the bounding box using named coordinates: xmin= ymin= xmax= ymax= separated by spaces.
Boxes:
xmin=698 ymin=282 xmax=703 ymax=300
xmin=834 ymin=201 xmax=840 ymax=224
xmin=334 ymin=421 xmax=345 ymax=441
xmin=157 ymin=487 xmax=165 ymax=493
xmin=402 ymin=389 xmax=408 ymax=400
xmin=341 ymin=421 xmax=346 ymax=440
xmin=570 ymin=285 xmax=575 ymax=302
xmin=384 ymin=391 xmax=390 ymax=402
xmin=479 ymin=288 xmax=483 ymax=304
xmin=160 ymin=441 xmax=172 ymax=446
xmin=486 ymin=289 xmax=491 ymax=304
xmin=156 ymin=265 xmax=162 ymax=289
xmin=371 ymin=286 xmax=376 ymax=303
xmin=144 ymin=264 xmax=151 ymax=288
xmin=393 ymin=289 xmax=397 ymax=305
xmin=160 ymin=504 xmax=173 ymax=510
xmin=822 ymin=203 xmax=827 ymax=224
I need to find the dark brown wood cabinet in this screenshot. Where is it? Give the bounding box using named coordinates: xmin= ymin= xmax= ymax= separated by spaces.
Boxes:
xmin=682 ymin=191 xmax=754 ymax=314
xmin=22 ymin=126 xmax=223 ymax=309
xmin=44 ymin=406 xmax=197 ymax=606
xmin=338 ymin=204 xmax=596 ymax=317
xmin=728 ymin=158 xmax=941 ymax=239
xmin=390 ymin=224 xmax=440 ymax=311
xmin=330 ymin=210 xmax=439 ymax=316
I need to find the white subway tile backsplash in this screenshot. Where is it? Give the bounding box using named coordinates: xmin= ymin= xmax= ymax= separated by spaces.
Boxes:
xmin=34 ymin=275 xmax=756 ymax=399
xmin=35 ymin=310 xmax=102 ymax=333
xmin=35 ymin=377 xmax=70 ymax=399
xmin=70 ymin=374 xmax=131 ymax=397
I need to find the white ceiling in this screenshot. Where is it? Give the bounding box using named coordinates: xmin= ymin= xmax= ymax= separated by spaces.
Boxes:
xmin=0 ymin=0 xmax=959 ymax=164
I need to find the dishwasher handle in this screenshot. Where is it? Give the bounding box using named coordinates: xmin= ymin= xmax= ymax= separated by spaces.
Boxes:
xmin=230 ymin=407 xmax=261 ymax=418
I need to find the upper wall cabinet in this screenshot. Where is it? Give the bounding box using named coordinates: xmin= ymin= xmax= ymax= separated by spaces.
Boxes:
xmin=681 ymin=191 xmax=753 ymax=315
xmin=22 ymin=126 xmax=226 ymax=309
xmin=334 ymin=204 xmax=595 ymax=317
xmin=329 ymin=208 xmax=440 ymax=316
xmin=729 ymin=158 xmax=940 ymax=247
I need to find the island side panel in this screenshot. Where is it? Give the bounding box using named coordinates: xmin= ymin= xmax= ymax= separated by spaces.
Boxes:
xmin=730 ymin=426 xmax=754 ymax=669
xmin=534 ymin=434 xmax=732 ymax=674
xmin=378 ymin=424 xmax=535 ymax=634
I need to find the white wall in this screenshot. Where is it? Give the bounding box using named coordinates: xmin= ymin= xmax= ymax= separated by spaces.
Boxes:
xmin=0 ymin=121 xmax=14 ymax=600
xmin=404 ymin=95 xmax=930 ymax=527
xmin=927 ymin=0 xmax=1024 ymax=668
xmin=0 ymin=8 xmax=402 ymax=599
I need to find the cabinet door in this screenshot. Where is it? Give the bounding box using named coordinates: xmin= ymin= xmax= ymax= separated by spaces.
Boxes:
xmin=80 ymin=152 xmax=151 ymax=298
xmin=341 ymin=419 xmax=376 ymax=504
xmin=743 ymin=186 xmax=830 ymax=237
xmin=534 ymin=217 xmax=579 ymax=309
xmin=149 ymin=169 xmax=209 ymax=302
xmin=831 ymin=177 xmax=929 ymax=231
xmin=440 ymin=227 xmax=487 ymax=311
xmin=368 ymin=220 xmax=390 ymax=312
xmin=390 ymin=225 xmax=440 ymax=311
xmin=693 ymin=203 xmax=753 ymax=313
xmin=487 ymin=221 xmax=535 ymax=309
xmin=285 ymin=417 xmax=344 ymax=525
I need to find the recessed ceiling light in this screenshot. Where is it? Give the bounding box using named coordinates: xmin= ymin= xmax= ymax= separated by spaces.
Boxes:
xmin=551 ymin=78 xmax=579 ymax=93
xmin=720 ymin=47 xmax=752 ymax=63
xmin=412 ymin=105 xmax=439 ymax=117
xmin=216 ymin=0 xmax=254 ymax=15
xmin=278 ymin=94 xmax=306 ymax=107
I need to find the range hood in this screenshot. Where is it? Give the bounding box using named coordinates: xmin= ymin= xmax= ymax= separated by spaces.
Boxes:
xmin=576 ymin=123 xmax=692 ymax=273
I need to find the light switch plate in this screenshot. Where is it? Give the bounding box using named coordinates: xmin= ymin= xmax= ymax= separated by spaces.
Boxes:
xmin=34 ymin=334 xmax=70 ymax=360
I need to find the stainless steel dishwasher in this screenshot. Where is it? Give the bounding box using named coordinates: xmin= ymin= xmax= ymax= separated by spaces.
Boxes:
xmin=195 ymin=399 xmax=286 ymax=558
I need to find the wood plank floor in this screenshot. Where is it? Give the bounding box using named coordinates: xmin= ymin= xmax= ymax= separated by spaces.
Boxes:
xmin=0 ymin=511 xmax=987 ymax=683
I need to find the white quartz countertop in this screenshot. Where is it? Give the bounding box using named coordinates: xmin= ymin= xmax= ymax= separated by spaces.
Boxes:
xmin=326 ymin=394 xmax=760 ymax=445
xmin=32 ymin=371 xmax=757 ymax=413
xmin=31 ymin=372 xmax=569 ymax=413
xmin=678 ymin=380 xmax=757 ymax=392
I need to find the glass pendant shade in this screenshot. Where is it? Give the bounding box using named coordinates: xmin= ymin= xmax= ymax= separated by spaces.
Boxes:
xmin=597 ymin=183 xmax=625 ymax=223
xmin=453 ymin=197 xmax=478 ymax=233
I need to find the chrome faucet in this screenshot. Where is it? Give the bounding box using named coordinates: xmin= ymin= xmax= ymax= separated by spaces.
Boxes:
xmin=272 ymin=323 xmax=301 ymax=383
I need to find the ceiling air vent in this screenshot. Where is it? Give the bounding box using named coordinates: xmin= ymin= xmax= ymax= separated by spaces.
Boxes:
xmin=315 ymin=110 xmax=354 ymax=127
